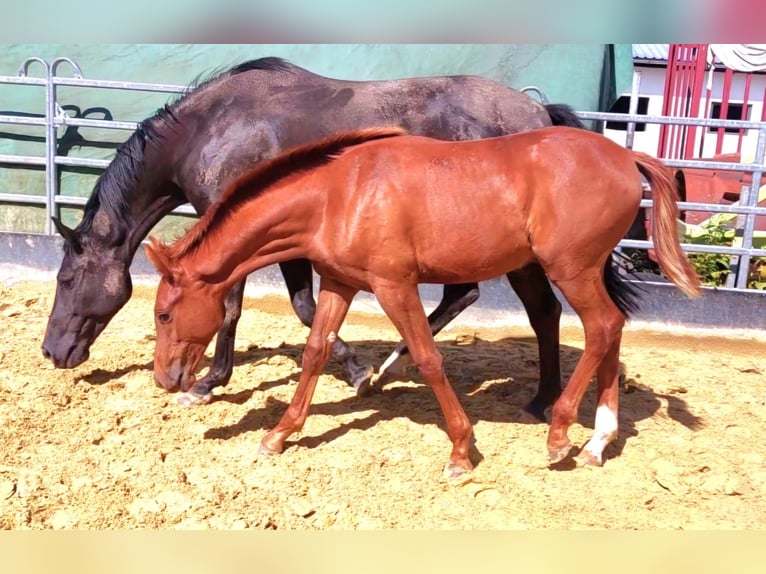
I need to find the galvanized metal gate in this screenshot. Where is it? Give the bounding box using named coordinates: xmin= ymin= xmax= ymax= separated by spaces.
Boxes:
xmin=1 ymin=55 xmax=766 ymax=294
xmin=0 ymin=57 xmax=192 ymax=237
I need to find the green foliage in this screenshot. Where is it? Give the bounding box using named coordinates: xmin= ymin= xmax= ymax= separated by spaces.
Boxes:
xmin=685 ymin=219 xmax=765 ymax=289
xmin=749 ymin=258 xmax=766 ymax=290
xmin=686 ymin=220 xmax=735 ymax=287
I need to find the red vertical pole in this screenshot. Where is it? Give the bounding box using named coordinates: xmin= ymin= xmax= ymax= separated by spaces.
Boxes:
xmin=715 ymin=67 xmax=734 ymax=155
xmin=699 ymin=81 xmax=713 ymax=158
xmin=762 ymin=84 xmax=766 ymax=122
xmin=671 ymin=45 xmax=687 ymax=159
xmin=670 ymin=45 xmax=687 ymax=159
xmin=658 ymin=44 xmax=678 ymax=158
xmin=737 ymin=72 xmax=752 ymax=155
xmin=684 ymin=44 xmax=708 ymax=159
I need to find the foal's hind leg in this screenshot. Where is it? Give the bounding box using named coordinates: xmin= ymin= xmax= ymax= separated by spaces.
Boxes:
xmin=506 ymin=264 xmax=562 ymax=421
xmin=374 ymin=281 xmax=474 ymax=478
xmin=377 ymin=282 xmax=479 ymax=383
xmin=575 ymin=333 xmax=622 ymax=466
xmin=260 ymin=278 xmax=357 ymax=455
xmin=279 ymin=259 xmax=374 ymax=396
xmin=184 ymin=279 xmax=247 ymax=405
xmin=545 ymin=272 xmax=625 ymax=464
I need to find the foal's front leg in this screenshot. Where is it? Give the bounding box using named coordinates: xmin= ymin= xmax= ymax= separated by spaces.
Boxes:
xmin=279 ymin=259 xmax=375 ymax=395
xmin=373 ymin=281 xmax=474 ymax=478
xmin=377 ymin=282 xmax=480 ymax=383
xmin=260 ymin=279 xmax=357 ymax=455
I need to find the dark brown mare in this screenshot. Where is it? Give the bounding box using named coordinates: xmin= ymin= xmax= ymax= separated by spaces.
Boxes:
xmin=145 ymin=126 xmax=701 ymax=476
xmin=42 ymin=57 xmax=587 ymax=414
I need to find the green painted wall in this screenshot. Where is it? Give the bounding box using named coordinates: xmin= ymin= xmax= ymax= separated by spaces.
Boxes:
xmin=0 ymin=44 xmax=633 ymax=234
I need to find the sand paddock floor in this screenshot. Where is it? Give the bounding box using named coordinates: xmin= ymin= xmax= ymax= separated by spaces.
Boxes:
xmin=0 ymin=279 xmax=764 ymax=529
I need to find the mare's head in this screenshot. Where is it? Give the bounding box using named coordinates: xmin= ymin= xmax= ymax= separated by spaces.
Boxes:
xmin=40 ymin=119 xmax=172 ymax=369
xmin=41 ymin=58 xmax=289 ymax=369
xmin=143 ymin=237 xmax=226 ymax=392
xmin=42 ymin=215 xmax=135 ymax=368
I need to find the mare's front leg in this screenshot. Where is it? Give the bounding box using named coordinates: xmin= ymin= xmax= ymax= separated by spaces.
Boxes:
xmin=260 ymin=278 xmax=357 ymax=455
xmin=506 ymin=263 xmax=563 ymax=421
xmin=181 ymin=279 xmax=246 ymax=405
xmin=374 ymin=281 xmax=474 ymax=478
xmin=279 ymin=259 xmax=374 ymax=396
xmin=377 ymin=282 xmax=480 ymax=384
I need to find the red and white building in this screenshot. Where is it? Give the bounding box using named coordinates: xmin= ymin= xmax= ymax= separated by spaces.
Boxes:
xmin=603 ymin=44 xmax=766 ymax=162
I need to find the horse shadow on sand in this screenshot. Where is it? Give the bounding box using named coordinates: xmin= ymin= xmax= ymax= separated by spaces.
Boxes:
xmin=187 ymin=334 xmax=706 ymax=470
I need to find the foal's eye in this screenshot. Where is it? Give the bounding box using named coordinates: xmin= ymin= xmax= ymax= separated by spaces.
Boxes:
xmin=157 ymin=312 xmax=172 ymax=324
xmin=59 ymin=277 xmax=74 ymax=290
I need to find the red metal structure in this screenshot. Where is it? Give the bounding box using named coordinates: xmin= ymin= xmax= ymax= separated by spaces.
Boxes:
xmin=657 ymin=44 xmax=708 ymax=161
xmin=658 ymin=44 xmax=766 ymax=230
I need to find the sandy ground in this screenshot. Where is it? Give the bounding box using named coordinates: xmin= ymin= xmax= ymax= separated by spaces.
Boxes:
xmin=0 ymin=276 xmax=764 ymax=530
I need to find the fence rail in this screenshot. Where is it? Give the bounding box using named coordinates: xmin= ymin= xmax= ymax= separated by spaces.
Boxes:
xmin=1 ymin=57 xmax=766 ymax=291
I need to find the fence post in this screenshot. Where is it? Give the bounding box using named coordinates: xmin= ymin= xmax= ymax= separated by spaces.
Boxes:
xmin=16 ymin=58 xmax=54 ymax=234
xmin=44 ymin=58 xmax=84 ymax=235
xmin=734 ymin=124 xmax=766 ymax=288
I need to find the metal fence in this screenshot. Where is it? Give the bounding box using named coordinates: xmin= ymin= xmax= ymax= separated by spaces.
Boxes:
xmin=1 ymin=57 xmax=765 ymax=292
xmin=0 ymin=56 xmax=194 ymax=236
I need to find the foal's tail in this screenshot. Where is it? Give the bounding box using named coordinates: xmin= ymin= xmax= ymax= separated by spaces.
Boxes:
xmin=633 ymin=152 xmax=702 ymax=298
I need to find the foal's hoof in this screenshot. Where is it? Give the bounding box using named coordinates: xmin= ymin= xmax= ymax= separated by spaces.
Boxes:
xmin=443 ymin=462 xmax=473 ymax=480
xmin=258 ymin=441 xmax=282 ymax=456
xmin=547 ymin=441 xmax=573 ymax=464
xmin=176 ymin=391 xmax=213 ymax=407
xmin=574 ymin=450 xmax=603 ymax=467
xmin=352 ymin=365 xmax=375 ymax=397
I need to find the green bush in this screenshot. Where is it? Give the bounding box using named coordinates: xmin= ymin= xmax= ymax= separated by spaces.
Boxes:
xmin=685 ymin=219 xmax=765 ymax=289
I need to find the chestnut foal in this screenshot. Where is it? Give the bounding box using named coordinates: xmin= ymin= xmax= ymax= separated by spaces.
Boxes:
xmin=146 ymin=126 xmax=700 ymax=476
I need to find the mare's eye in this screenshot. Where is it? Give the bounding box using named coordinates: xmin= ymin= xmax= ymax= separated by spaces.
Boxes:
xmin=59 ymin=277 xmax=74 ymax=290
xmin=157 ymin=312 xmax=172 ymax=324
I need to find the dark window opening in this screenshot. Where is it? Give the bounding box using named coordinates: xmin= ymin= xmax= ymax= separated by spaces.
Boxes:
xmin=709 ymin=102 xmax=751 ymax=133
xmin=606 ymin=95 xmax=649 ymax=131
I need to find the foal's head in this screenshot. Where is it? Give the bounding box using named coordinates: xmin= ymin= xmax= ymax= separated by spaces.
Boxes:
xmin=144 ymin=238 xmax=226 ymax=392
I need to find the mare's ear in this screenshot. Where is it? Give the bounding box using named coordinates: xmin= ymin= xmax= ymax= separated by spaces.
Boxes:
xmin=52 ymin=216 xmax=82 ymax=254
xmin=143 ymin=236 xmax=174 ymax=281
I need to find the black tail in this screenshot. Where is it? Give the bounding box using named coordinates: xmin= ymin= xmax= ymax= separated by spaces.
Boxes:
xmin=603 ymin=254 xmax=644 ymax=318
xmin=544 ymin=103 xmax=588 ymax=130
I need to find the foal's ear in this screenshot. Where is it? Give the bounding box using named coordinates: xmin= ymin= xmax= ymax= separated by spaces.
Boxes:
xmin=144 ymin=236 xmax=173 ymax=278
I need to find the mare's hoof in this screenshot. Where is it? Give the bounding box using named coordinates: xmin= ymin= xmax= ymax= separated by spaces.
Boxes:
xmin=352 ymin=366 xmax=375 ymax=397
xmin=574 ymin=450 xmax=603 ymax=467
xmin=176 ymin=392 xmax=213 ymax=407
xmin=547 ymin=441 xmax=573 ymax=464
xmin=443 ymin=462 xmax=473 ymax=480
xmin=376 ymin=351 xmax=413 ymax=387
xmin=523 ymin=399 xmax=550 ymax=423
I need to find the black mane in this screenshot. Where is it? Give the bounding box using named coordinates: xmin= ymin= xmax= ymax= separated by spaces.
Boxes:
xmin=75 ymin=57 xmax=298 ymax=239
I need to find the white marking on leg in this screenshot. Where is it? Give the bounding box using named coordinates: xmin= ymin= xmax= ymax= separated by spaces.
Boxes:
xmin=583 ymin=405 xmax=619 ymax=462
xmin=379 ymin=349 xmax=403 ymax=375
xmin=327 ymin=331 xmax=337 ymax=343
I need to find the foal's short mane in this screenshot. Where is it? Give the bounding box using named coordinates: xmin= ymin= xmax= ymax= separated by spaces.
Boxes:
xmin=75 ymin=57 xmax=300 ymax=240
xmin=166 ymin=127 xmax=407 ymax=260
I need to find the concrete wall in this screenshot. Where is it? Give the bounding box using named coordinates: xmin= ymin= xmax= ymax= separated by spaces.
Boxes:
xmin=3 ymin=231 xmax=764 ymax=330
